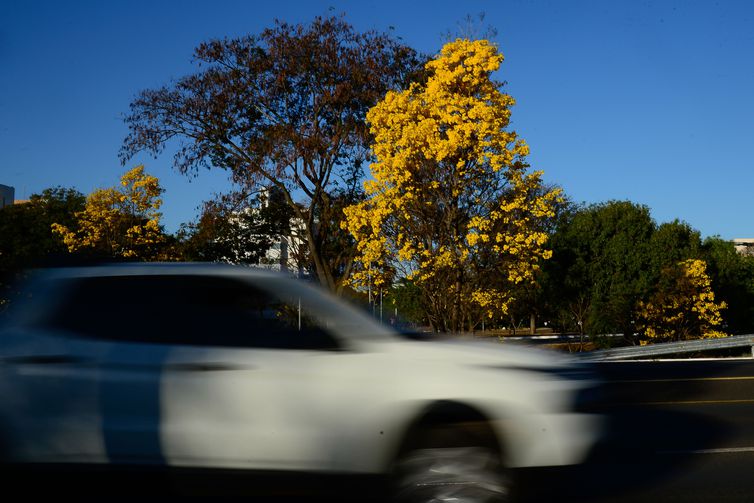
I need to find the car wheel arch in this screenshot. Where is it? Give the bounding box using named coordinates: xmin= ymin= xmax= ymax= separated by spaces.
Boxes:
xmin=386 ymin=400 xmax=516 ymax=502
xmin=390 ymin=399 xmax=508 ymax=467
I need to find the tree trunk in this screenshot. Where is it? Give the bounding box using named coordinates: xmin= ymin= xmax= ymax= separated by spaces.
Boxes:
xmin=451 ymin=277 xmax=462 ymax=334
xmin=308 ymin=236 xmax=334 ymax=291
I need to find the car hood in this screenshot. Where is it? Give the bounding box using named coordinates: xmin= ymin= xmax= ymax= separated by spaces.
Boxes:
xmin=378 ymin=335 xmax=584 ymax=372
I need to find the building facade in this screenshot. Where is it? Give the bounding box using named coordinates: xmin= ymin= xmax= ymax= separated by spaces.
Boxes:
xmin=733 ymin=238 xmax=754 ymax=256
xmin=0 ymin=185 xmax=14 ymax=209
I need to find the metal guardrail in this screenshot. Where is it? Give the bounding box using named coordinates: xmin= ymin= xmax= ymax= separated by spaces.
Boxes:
xmin=504 ymin=333 xmax=623 ymax=343
xmin=580 ymin=334 xmax=754 ymax=361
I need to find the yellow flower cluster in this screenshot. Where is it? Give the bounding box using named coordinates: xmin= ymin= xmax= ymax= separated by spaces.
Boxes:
xmin=343 ymin=39 xmax=559 ymax=320
xmin=637 ymin=259 xmax=727 ymax=343
xmin=52 ymin=165 xmax=167 ymax=259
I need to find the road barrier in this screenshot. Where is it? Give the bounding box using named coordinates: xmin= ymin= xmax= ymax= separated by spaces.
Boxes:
xmin=580 ymin=334 xmax=754 ymax=361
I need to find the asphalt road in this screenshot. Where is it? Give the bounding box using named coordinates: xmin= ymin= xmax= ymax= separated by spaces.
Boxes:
xmin=519 ymin=359 xmax=754 ymax=503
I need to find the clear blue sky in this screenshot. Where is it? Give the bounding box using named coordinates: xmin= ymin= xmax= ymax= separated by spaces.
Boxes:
xmin=1 ymin=0 xmax=752 ymax=238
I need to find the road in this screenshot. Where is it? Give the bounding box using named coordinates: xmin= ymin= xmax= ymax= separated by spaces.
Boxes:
xmin=518 ymin=359 xmax=754 ymax=502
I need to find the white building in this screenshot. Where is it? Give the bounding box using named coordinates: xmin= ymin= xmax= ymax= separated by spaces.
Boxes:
xmin=220 ymin=187 xmax=309 ymax=276
xmin=732 ymin=238 xmax=754 ymax=256
xmin=256 ymin=215 xmax=308 ymax=275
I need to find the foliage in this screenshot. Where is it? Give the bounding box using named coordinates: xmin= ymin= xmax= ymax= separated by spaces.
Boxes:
xmin=702 ymin=237 xmax=754 ymax=334
xmin=636 ymin=259 xmax=727 ymax=343
xmin=311 ymin=186 xmax=364 ymax=281
xmin=388 ymin=278 xmax=426 ymax=327
xmin=649 ymin=220 xmax=702 ymax=278
xmin=179 ymin=188 xmax=300 ymax=267
xmin=545 ymin=201 xmax=656 ymax=339
xmin=542 ymin=204 xmax=730 ymax=345
xmin=0 ymin=187 xmax=86 ymax=303
xmin=52 ymin=166 xmax=170 ymax=260
xmin=343 ymin=39 xmax=560 ymax=332
xmin=505 ymin=189 xmax=577 ymax=334
xmin=0 ymin=187 xmax=85 ymax=271
xmin=121 ymin=15 xmax=422 ymax=293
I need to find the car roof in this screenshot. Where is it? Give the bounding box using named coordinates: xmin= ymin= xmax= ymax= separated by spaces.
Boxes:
xmin=8 ymin=263 xmax=397 ymax=342
xmin=34 ymin=262 xmax=297 ymax=282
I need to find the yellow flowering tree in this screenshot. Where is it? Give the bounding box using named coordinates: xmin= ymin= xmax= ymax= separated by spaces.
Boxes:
xmin=636 ymin=259 xmax=727 ymax=344
xmin=52 ymin=165 xmax=169 ymax=260
xmin=343 ymin=39 xmax=560 ymax=332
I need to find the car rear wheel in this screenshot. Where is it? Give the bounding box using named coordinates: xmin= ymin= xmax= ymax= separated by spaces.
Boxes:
xmin=391 ymin=425 xmax=513 ymax=503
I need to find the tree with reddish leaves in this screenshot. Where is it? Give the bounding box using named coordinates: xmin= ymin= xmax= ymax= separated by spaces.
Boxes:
xmin=121 ymin=16 xmax=422 ymax=292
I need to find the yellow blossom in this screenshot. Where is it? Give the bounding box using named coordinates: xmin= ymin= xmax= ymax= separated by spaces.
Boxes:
xmin=52 ymin=166 xmax=169 ymax=260
xmin=636 ymin=259 xmax=727 ymax=343
xmin=342 ymin=39 xmax=559 ymax=329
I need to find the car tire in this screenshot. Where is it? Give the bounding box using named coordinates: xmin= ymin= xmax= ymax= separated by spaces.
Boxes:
xmin=391 ymin=423 xmax=513 ymax=503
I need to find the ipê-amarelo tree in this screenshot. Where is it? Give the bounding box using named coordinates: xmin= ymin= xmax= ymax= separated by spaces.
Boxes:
xmin=343 ymin=39 xmax=561 ymax=333
xmin=52 ymin=166 xmax=168 ymax=260
xmin=636 ymin=258 xmax=727 ymax=344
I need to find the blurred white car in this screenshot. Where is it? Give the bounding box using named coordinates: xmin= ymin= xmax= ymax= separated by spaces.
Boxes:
xmin=0 ymin=264 xmax=603 ymax=501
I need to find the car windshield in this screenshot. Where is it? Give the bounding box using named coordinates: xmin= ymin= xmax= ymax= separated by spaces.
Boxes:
xmin=256 ymin=275 xmax=399 ymax=341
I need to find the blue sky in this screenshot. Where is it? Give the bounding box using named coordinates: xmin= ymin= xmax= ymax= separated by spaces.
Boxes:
xmin=1 ymin=0 xmax=753 ymax=238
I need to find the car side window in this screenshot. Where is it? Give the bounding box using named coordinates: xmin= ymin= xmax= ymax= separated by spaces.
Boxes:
xmin=43 ymin=274 xmax=341 ymax=350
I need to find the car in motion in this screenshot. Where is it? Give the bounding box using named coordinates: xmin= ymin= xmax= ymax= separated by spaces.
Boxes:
xmin=0 ymin=263 xmax=603 ymax=501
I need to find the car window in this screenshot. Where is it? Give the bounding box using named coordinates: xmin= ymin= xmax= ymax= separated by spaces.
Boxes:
xmin=41 ymin=275 xmax=341 ymax=350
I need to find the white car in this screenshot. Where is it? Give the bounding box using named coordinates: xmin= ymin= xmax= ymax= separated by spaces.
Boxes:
xmin=0 ymin=264 xmax=603 ymax=502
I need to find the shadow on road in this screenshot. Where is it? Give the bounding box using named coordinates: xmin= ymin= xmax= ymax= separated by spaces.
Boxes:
xmin=517 ymin=359 xmax=754 ymax=503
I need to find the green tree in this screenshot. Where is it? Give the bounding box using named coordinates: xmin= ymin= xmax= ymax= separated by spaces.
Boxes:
xmin=544 ymin=203 xmax=732 ymax=346
xmin=703 ymin=237 xmax=754 ymax=334
xmin=547 ymin=201 xmax=656 ymax=341
xmin=0 ymin=187 xmax=86 ymax=302
xmin=388 ymin=278 xmax=427 ymax=327
xmin=343 ymin=39 xmax=560 ymax=332
xmin=121 ymin=15 xmax=422 ymax=293
xmin=649 ymin=220 xmax=702 ymax=280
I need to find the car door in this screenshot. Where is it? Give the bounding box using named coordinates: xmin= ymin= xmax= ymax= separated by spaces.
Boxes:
xmin=0 ymin=274 xmax=170 ymax=464
xmin=152 ymin=273 xmax=363 ymax=472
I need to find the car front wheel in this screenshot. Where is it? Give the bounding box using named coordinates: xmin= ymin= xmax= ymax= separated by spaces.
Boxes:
xmin=391 ymin=426 xmax=512 ymax=503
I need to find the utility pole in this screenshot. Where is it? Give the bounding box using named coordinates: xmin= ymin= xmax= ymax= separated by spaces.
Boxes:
xmin=380 ymin=289 xmax=383 ymax=323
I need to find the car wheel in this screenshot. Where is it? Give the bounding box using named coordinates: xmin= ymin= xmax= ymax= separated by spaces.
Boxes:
xmin=391 ymin=425 xmax=513 ymax=503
